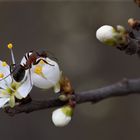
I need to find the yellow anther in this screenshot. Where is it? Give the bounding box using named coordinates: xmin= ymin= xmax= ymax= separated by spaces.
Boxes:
xmin=0 ymin=73 xmax=4 ymax=78
xmin=7 ymin=43 xmax=13 ymax=49
xmin=2 ymin=61 xmax=7 ymax=67
xmin=34 ymin=66 xmax=42 ymax=75
xmin=40 ymin=60 xmax=45 ymax=65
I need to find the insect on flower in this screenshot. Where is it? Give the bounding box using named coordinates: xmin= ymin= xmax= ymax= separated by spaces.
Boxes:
xmin=1 ymin=43 xmax=61 ymax=94
xmin=13 ymin=50 xmax=54 ymax=82
xmin=1 ymin=43 xmax=54 ymax=83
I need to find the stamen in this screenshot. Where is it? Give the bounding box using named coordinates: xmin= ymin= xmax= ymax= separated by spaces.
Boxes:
xmin=34 ymin=66 xmax=42 ymax=75
xmin=8 ymin=43 xmax=13 ymax=49
xmin=0 ymin=73 xmax=4 ymax=78
xmin=7 ymin=43 xmax=16 ymax=65
xmin=2 ymin=61 xmax=7 ymax=67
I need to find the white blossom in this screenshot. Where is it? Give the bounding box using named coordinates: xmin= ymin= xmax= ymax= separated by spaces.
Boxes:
xmin=21 ymin=54 xmax=61 ymax=93
xmin=0 ymin=60 xmax=32 ymax=108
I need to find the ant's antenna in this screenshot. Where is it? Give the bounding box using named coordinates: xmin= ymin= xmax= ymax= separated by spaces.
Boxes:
xmin=7 ymin=43 xmax=16 ymax=66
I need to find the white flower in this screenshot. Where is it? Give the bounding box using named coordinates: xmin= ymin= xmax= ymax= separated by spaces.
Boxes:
xmin=21 ymin=54 xmax=61 ymax=93
xmin=52 ymin=106 xmax=73 ymax=127
xmin=0 ymin=60 xmax=32 ymax=108
xmin=96 ymin=25 xmax=126 ymax=46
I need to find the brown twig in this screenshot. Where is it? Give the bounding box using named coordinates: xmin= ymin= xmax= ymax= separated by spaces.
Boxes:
xmin=134 ymin=0 xmax=140 ymax=7
xmin=4 ymin=78 xmax=140 ymax=116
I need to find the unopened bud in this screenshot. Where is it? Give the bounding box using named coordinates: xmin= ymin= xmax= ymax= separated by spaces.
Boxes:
xmin=96 ymin=25 xmax=127 ymax=46
xmin=52 ymin=106 xmax=73 ymax=127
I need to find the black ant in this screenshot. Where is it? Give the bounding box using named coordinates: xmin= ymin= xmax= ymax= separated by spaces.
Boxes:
xmin=12 ymin=50 xmax=54 ymax=82
xmin=1 ymin=50 xmax=54 ymax=83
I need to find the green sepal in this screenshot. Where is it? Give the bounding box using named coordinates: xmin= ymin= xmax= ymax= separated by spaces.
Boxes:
xmin=62 ymin=106 xmax=73 ymax=117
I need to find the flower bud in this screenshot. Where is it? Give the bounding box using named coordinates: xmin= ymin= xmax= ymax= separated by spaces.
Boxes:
xmin=96 ymin=25 xmax=126 ymax=46
xmin=52 ymin=106 xmax=73 ymax=127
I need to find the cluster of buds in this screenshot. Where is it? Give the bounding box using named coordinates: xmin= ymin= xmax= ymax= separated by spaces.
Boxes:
xmin=0 ymin=43 xmax=75 ymax=127
xmin=96 ymin=18 xmax=140 ymax=56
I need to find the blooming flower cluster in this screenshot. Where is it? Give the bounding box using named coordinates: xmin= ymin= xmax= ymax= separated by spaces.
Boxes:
xmin=0 ymin=43 xmax=74 ymax=127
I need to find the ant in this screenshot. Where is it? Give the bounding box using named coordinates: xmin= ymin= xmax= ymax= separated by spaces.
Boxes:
xmin=12 ymin=50 xmax=54 ymax=82
xmin=1 ymin=48 xmax=54 ymax=83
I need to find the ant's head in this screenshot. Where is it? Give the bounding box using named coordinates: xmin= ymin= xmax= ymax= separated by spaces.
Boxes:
xmin=38 ymin=51 xmax=48 ymax=58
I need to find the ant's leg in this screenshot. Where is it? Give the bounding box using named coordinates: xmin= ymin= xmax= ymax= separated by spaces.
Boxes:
xmin=29 ymin=68 xmax=33 ymax=87
xmin=42 ymin=59 xmax=54 ymax=66
xmin=24 ymin=54 xmax=28 ymax=61
xmin=10 ymin=64 xmax=16 ymax=72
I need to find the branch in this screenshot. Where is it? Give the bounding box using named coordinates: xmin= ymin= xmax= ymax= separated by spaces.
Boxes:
xmin=4 ymin=78 xmax=140 ymax=116
xmin=134 ymin=0 xmax=140 ymax=7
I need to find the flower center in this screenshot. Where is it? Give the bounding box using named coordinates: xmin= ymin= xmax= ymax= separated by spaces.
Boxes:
xmin=6 ymin=83 xmax=18 ymax=95
xmin=34 ymin=65 xmax=42 ymax=75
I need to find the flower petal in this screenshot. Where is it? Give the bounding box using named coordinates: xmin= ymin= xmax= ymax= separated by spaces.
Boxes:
xmin=0 ymin=89 xmax=9 ymax=98
xmin=32 ymin=73 xmax=53 ymax=89
xmin=42 ymin=58 xmax=60 ymax=85
xmin=17 ymin=74 xmax=33 ymax=98
xmin=0 ymin=98 xmax=9 ymax=108
xmin=0 ymin=60 xmax=12 ymax=89
xmin=31 ymin=57 xmax=61 ymax=89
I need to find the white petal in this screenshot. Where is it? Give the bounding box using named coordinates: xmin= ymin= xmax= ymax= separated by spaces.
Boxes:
xmin=14 ymin=92 xmax=23 ymax=99
xmin=0 ymin=89 xmax=9 ymax=98
xmin=42 ymin=59 xmax=60 ymax=84
xmin=0 ymin=80 xmax=8 ymax=89
xmin=0 ymin=63 xmax=12 ymax=88
xmin=17 ymin=75 xmax=33 ymax=98
xmin=52 ymin=108 xmax=71 ymax=127
xmin=0 ymin=98 xmax=9 ymax=108
xmin=31 ymin=57 xmax=61 ymax=89
xmin=32 ymin=73 xmax=54 ymax=89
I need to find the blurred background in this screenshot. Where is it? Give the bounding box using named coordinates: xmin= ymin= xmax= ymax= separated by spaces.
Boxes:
xmin=0 ymin=1 xmax=140 ymax=140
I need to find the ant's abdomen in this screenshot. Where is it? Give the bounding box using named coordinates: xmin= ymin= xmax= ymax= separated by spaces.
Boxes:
xmin=13 ymin=65 xmax=26 ymax=82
